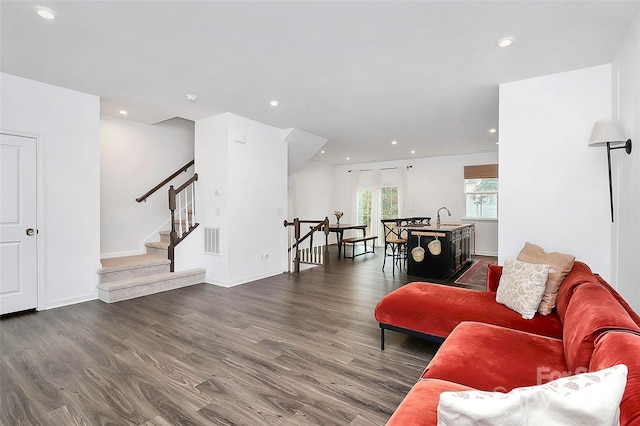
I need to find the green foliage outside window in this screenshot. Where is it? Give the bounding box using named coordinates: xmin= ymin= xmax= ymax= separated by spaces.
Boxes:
xmin=358 ymin=186 xmax=399 ymax=235
xmin=380 ymin=187 xmax=398 ymax=220
xmin=357 ymin=189 xmax=372 ymax=233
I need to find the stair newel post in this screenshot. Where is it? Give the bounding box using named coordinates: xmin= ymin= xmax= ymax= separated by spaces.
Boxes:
xmin=284 ymin=220 xmax=291 ymax=273
xmin=323 ymin=217 xmax=330 ymax=266
xmin=294 ymin=218 xmax=300 ymax=274
xmin=168 ymin=185 xmax=177 ymax=272
xmin=309 ymin=228 xmax=314 ymax=263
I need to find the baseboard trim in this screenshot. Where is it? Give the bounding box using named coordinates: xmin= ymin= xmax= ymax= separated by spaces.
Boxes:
xmin=205 ymin=269 xmax=286 ymax=288
xmin=44 ymin=293 xmax=97 ymax=310
xmin=474 ymin=251 xmax=498 ymax=257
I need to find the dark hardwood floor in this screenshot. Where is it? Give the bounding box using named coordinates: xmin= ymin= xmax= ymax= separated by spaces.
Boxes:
xmin=0 ymin=247 xmax=494 ymax=426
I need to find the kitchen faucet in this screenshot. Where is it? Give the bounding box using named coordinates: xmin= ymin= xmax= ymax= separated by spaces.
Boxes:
xmin=437 ymin=207 xmax=451 ymax=228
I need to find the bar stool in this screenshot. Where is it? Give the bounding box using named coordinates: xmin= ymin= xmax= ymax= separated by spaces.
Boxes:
xmin=381 ymin=219 xmax=407 ymax=275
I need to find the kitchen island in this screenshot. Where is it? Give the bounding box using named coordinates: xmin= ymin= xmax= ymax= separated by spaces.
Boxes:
xmin=403 ymin=223 xmax=474 ymax=281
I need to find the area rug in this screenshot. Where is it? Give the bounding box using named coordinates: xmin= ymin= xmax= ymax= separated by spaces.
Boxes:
xmin=454 ymin=259 xmax=493 ymax=288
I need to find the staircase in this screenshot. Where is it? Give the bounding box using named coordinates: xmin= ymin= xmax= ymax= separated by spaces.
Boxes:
xmin=97 ymin=229 xmax=205 ymax=303
xmin=98 ymin=160 xmax=204 ymax=303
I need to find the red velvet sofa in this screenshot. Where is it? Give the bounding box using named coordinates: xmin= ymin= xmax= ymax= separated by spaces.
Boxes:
xmin=374 ymin=261 xmax=640 ymax=425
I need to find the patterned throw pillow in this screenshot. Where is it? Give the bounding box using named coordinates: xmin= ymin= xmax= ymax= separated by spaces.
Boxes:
xmin=517 ymin=242 xmax=575 ymax=315
xmin=496 ymin=258 xmax=549 ymax=319
xmin=437 ymin=364 xmax=628 ymax=426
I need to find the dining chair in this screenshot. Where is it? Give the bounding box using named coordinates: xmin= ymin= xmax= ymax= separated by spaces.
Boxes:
xmin=381 ymin=219 xmax=407 ymax=275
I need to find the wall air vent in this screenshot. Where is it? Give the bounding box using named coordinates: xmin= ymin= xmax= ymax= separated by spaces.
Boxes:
xmin=204 ymin=226 xmax=220 ymax=255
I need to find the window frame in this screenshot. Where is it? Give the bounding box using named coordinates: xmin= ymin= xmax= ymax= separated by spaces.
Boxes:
xmin=463 ymin=164 xmax=498 ymax=220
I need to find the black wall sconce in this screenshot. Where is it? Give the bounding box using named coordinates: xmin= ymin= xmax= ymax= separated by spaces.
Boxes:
xmin=588 ymin=119 xmax=633 ymax=222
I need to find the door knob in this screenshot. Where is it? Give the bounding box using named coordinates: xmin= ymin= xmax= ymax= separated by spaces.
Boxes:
xmin=26 ymin=228 xmax=35 ymax=236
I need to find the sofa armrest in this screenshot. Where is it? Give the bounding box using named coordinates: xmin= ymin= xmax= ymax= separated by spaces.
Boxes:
xmin=486 ymin=264 xmax=503 ymax=292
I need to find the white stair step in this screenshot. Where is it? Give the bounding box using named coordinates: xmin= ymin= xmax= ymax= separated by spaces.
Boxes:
xmin=97 ymin=268 xmax=206 ymax=303
xmin=98 ymin=254 xmax=170 ymax=284
xmin=145 ymin=241 xmax=169 ymax=256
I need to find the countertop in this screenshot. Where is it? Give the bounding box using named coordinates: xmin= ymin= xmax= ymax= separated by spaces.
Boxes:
xmin=399 ymin=223 xmax=474 ymax=232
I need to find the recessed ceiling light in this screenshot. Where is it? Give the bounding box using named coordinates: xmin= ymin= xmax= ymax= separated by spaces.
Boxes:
xmin=320 ymin=150 xmax=326 ymax=154
xmin=119 ymin=110 xmax=128 ymax=115
xmin=489 ymin=128 xmax=497 ymax=133
xmin=35 ymin=6 xmax=57 ymax=20
xmin=391 ymin=140 xmax=397 ymax=145
xmin=346 ymin=157 xmax=350 ymax=160
xmin=497 ymin=37 xmax=513 ymax=48
xmin=185 ymin=94 xmax=197 ymax=102
xmin=411 ymin=150 xmax=416 ymax=154
xmin=269 ymin=100 xmax=279 ymax=107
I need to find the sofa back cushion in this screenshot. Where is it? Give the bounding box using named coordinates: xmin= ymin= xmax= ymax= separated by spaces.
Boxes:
xmin=594 ymin=274 xmax=640 ymax=326
xmin=563 ymin=283 xmax=640 ymax=373
xmin=555 ymin=261 xmax=599 ymax=323
xmin=590 ymin=331 xmax=640 ymax=426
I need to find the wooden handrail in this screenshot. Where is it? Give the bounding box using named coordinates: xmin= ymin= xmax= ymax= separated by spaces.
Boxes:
xmin=174 ymin=173 xmax=198 ymax=194
xmin=284 ymin=217 xmax=330 ymax=273
xmin=168 ymin=173 xmax=199 ymax=272
xmin=136 ymin=160 xmax=194 ymax=203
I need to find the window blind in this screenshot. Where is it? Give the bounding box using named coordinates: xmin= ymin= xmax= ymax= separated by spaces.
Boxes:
xmin=464 ymin=164 xmax=498 ymax=179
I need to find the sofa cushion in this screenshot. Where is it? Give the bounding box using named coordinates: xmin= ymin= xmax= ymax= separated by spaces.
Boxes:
xmin=563 ymin=283 xmax=640 ymax=373
xmin=517 ymin=242 xmax=576 ymax=315
xmin=594 ymin=274 xmax=640 ymax=326
xmin=555 ymin=261 xmax=600 ymax=323
xmin=486 ymin=264 xmax=503 ymax=292
xmin=496 ymin=258 xmax=549 ymax=319
xmin=590 ymin=331 xmax=640 ymax=426
xmin=375 ymin=283 xmax=563 ymax=340
xmin=422 ymin=322 xmax=566 ymax=392
xmin=386 ymin=379 xmax=473 ymax=426
xmin=437 ymin=364 xmax=627 ymax=426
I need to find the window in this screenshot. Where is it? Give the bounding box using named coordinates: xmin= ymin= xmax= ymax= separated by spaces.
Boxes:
xmin=380 ymin=186 xmax=398 ymax=220
xmin=357 ymin=188 xmax=372 ymax=233
xmin=464 ymin=164 xmax=498 ymax=219
xmin=352 ymin=168 xmax=403 ymax=239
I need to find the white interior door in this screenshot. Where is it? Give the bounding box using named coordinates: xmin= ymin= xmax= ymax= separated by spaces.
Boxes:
xmin=0 ymin=133 xmax=37 ymax=315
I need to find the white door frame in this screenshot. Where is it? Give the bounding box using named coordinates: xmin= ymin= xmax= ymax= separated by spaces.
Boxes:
xmin=1 ymin=129 xmax=45 ymax=311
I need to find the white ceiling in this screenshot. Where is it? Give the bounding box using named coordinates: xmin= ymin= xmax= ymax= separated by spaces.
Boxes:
xmin=2 ymin=1 xmax=639 ymax=165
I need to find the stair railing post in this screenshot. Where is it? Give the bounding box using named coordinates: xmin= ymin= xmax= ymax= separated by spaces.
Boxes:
xmin=178 ymin=191 xmax=183 ymax=238
xmin=309 ymin=228 xmax=314 ymax=263
xmin=294 ymin=218 xmax=300 ymax=274
xmin=323 ymin=217 xmax=330 ymax=266
xmin=190 ymin=181 xmax=196 ymax=229
xmin=168 ymin=185 xmax=177 ymax=272
xmin=285 ymin=220 xmax=291 ymax=273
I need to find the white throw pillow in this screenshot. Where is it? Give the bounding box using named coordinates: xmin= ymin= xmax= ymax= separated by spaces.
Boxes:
xmin=496 ymin=258 xmax=549 ymax=319
xmin=437 ymin=364 xmax=628 ymax=426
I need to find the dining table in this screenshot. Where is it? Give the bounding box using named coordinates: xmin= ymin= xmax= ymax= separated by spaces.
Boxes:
xmin=328 ymin=224 xmax=367 ymax=258
xmin=307 ymin=223 xmax=368 ymax=259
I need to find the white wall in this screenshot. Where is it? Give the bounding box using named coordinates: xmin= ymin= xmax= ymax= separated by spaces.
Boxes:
xmin=100 ymin=116 xmax=194 ymax=257
xmin=499 ymin=65 xmax=612 ymax=279
xmin=195 ymin=113 xmax=288 ymax=286
xmin=0 ymin=73 xmax=100 ymax=309
xmin=333 ymin=152 xmax=499 ymax=256
xmin=612 ymin=15 xmax=640 ymax=311
xmin=287 ymin=160 xmax=336 ymax=246
xmin=288 ymin=160 xmax=335 ymax=220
